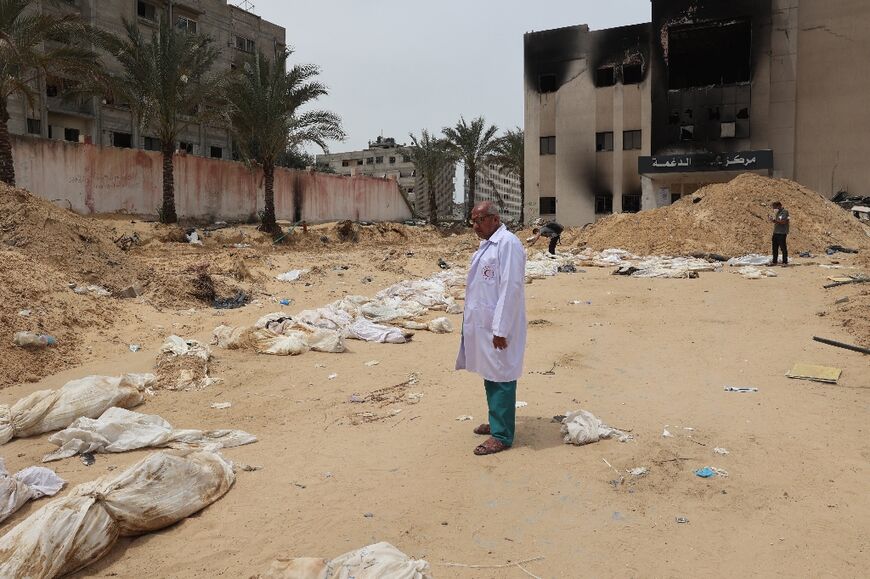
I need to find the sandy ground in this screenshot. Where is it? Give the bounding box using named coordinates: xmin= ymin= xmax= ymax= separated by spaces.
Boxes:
xmin=1 ymin=237 xmax=868 ymax=578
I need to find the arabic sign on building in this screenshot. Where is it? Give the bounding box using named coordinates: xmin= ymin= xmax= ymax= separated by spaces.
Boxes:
xmin=638 ymin=150 xmax=773 ymax=174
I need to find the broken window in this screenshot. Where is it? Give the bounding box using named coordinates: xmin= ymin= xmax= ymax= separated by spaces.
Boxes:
xmin=137 ymin=1 xmax=157 ymax=22
xmin=389 ymin=156 xmax=396 ymax=164
xmin=622 ymin=64 xmax=643 ymax=85
xmin=539 ymin=136 xmax=556 ymax=155
xmin=375 ymin=156 xmax=383 ymax=164
xmin=143 ymin=136 xmax=160 ymax=151
xmin=112 ymin=132 xmax=132 ymax=148
xmin=622 ymin=193 xmax=641 ymax=213
xmin=341 ymin=159 xmax=349 ymax=167
xmin=539 ymin=74 xmax=557 ymax=93
xmin=736 ymin=107 xmax=750 ymax=119
xmin=210 ymin=146 xmax=223 ymax=158
xmin=671 ymin=192 xmax=682 ymax=204
xmin=668 ymin=19 xmax=751 ymax=89
xmin=623 ymin=130 xmax=642 ymax=151
xmin=539 ymin=196 xmax=556 ymax=214
xmin=595 ymin=193 xmax=613 ymax=214
xmin=680 ymin=125 xmax=694 ymax=141
xmin=178 ymin=141 xmax=194 ymax=154
xmin=176 ymin=16 xmax=197 ymax=34
xmin=64 ymin=128 xmax=79 ymax=142
xmin=596 ymin=67 xmax=615 ymax=87
xmin=235 ymin=35 xmax=255 ymax=53
xmin=45 ymin=78 xmax=60 ymax=98
xmin=26 ymin=118 xmax=41 ymax=135
xmin=595 ymin=132 xmax=613 ymax=152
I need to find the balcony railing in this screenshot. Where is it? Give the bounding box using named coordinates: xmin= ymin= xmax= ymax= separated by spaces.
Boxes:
xmin=46 ymin=96 xmax=95 ymax=116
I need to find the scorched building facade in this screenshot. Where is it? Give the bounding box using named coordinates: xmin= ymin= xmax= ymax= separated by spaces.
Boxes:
xmin=524 ymin=0 xmax=870 ymax=225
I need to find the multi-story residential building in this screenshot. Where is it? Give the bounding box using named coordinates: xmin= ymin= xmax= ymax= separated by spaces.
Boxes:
xmin=524 ymin=0 xmax=870 ymax=225
xmin=468 ymin=164 xmax=522 ymax=223
xmin=316 ymin=136 xmax=456 ymax=219
xmin=7 ymin=0 xmax=285 ymax=161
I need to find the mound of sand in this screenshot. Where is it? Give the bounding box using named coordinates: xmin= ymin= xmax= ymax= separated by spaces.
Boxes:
xmin=580 ymin=174 xmax=870 ymax=256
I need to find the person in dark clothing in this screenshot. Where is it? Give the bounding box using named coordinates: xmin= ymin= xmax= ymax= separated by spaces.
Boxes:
xmin=769 ymin=201 xmax=790 ymax=266
xmin=529 ymin=221 xmax=564 ymax=255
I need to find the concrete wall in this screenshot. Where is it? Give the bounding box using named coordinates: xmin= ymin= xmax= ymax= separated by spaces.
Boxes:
xmin=12 ymin=136 xmax=411 ymax=223
xmin=795 ymin=0 xmax=870 ymax=198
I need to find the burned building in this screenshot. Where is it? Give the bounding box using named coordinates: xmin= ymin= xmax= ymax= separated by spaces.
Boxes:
xmin=524 ymin=0 xmax=870 ymax=225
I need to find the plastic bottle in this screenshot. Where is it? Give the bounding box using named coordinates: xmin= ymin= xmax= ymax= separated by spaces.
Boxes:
xmin=13 ymin=332 xmax=56 ymax=348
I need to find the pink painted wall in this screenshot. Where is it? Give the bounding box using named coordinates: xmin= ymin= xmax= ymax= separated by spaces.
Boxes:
xmin=12 ymin=136 xmax=412 ymax=222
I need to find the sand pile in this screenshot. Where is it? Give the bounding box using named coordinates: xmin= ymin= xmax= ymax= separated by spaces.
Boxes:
xmin=580 ymin=174 xmax=870 ymax=256
xmin=0 ymin=249 xmax=120 ymax=388
xmin=0 ymin=184 xmax=146 ymax=292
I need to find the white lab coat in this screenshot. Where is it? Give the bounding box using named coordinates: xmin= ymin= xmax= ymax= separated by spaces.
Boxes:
xmin=455 ymin=224 xmax=527 ymax=382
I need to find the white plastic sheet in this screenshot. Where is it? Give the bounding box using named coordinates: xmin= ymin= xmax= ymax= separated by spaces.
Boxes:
xmin=260 ymin=541 xmax=432 ymax=579
xmin=43 ymin=407 xmax=257 ymax=462
xmin=156 ymin=336 xmax=214 ymax=390
xmin=0 ymin=373 xmax=154 ymax=445
xmin=276 ymin=269 xmax=308 ymax=282
xmin=726 ymin=254 xmax=771 ymax=267
xmin=561 ymin=409 xmax=632 ymax=446
xmin=0 ymin=458 xmax=65 ymax=524
xmin=0 ymin=450 xmax=234 ymax=578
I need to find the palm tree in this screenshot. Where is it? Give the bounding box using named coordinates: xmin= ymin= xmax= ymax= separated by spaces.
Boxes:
xmin=107 ymin=16 xmax=224 ymax=223
xmin=489 ymin=128 xmax=525 ymax=224
xmin=228 ymin=49 xmax=344 ymax=233
xmin=0 ymin=0 xmax=107 ymax=186
xmin=442 ymin=116 xmax=499 ymax=221
xmin=408 ymin=130 xmax=453 ymax=225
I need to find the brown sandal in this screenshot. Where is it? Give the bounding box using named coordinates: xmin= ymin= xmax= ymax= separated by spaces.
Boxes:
xmin=473 ymin=423 xmax=491 ymax=435
xmin=474 ymin=437 xmax=510 ymax=456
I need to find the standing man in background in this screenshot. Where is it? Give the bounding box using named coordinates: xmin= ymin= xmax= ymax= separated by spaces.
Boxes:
xmin=456 ymin=201 xmax=527 ymax=456
xmin=769 ymin=201 xmax=790 ymax=266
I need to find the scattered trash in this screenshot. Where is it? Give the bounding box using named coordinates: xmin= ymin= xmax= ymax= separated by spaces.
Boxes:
xmin=0 ymin=451 xmax=235 ymax=578
xmin=438 ymin=258 xmax=451 ymax=269
xmin=569 ymin=300 xmax=592 ymax=305
xmin=365 ymin=360 xmax=380 ymax=367
xmin=736 ymin=266 xmax=778 ymax=279
xmin=456 ymin=415 xmax=473 ymax=421
xmin=798 ymin=251 xmax=812 ymax=258
xmin=348 ymin=394 xmax=365 ymax=403
xmin=185 ymin=230 xmax=202 ymax=245
xmin=276 ymin=269 xmax=308 ymax=282
xmin=662 ymin=428 xmax=674 ymax=438
xmin=156 ymin=336 xmax=214 ymax=391
xmin=80 ymin=453 xmax=95 ymax=466
xmin=363 ymin=512 xmax=374 ymax=518
xmin=713 ymin=447 xmax=730 ymax=455
xmin=116 ymin=285 xmax=142 ymax=299
xmin=361 ymin=276 xmax=374 ymax=283
xmin=315 ymin=363 xmax=326 ymax=368
xmin=238 ymin=464 xmax=262 ymax=472
xmin=232 ymin=243 xmax=251 ymax=249
xmin=328 ymin=373 xmax=338 ymax=380
xmin=726 ymin=254 xmax=770 ymax=267
xmin=812 ymin=336 xmax=870 ymax=355
xmin=129 ymin=344 xmax=141 ymax=353
xmin=695 ymin=466 xmax=728 ymax=478
xmin=0 ymin=458 xmax=65 ymax=523
xmin=724 ymin=386 xmax=758 ymax=393
xmin=210 ymin=402 xmax=232 ymax=410
xmin=12 ymin=332 xmax=56 ymax=348
xmin=675 ymin=517 xmax=690 ymax=524
xmin=560 ymin=409 xmax=632 ymax=446
xmin=558 ymin=263 xmax=577 ymax=273
xmin=786 ymin=363 xmax=842 ymax=384
xmin=515 ymin=401 xmax=528 ymax=408
xmin=826 ymin=244 xmax=858 ymax=254
xmin=279 ymin=298 xmax=293 ymax=306
xmin=628 ymin=467 xmax=649 ymax=477
xmin=406 ymin=393 xmax=424 ymax=404
xmin=213 ymin=291 xmax=250 ymax=310
xmin=259 ymin=542 xmax=430 ymax=579
xmin=834 ymin=296 xmax=850 ymax=304
xmin=18 ymin=309 xmax=31 ymax=317
xmin=71 ymin=284 xmax=111 ymax=297
xmin=427 ymin=317 xmax=454 ymax=334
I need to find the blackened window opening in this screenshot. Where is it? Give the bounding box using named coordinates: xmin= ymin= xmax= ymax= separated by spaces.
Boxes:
xmin=622 ymin=64 xmax=643 ymax=85
xmin=539 ymin=74 xmax=556 ymax=93
xmin=596 ymin=67 xmax=615 ymax=87
xmin=622 ymin=193 xmax=641 ymax=213
xmin=539 ymin=196 xmax=556 ymax=214
xmin=595 ymin=193 xmax=613 ymax=215
xmin=668 ymin=20 xmax=751 ymax=89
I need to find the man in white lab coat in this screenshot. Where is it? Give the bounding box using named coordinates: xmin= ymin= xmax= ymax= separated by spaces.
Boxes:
xmin=456 ymin=201 xmax=527 ymax=455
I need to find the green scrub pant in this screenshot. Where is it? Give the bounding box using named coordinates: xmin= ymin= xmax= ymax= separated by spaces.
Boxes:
xmin=484 ymin=380 xmax=517 ymax=446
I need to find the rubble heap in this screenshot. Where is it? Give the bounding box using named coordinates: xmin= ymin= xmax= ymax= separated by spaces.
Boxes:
xmin=580 ymin=173 xmax=870 ymax=256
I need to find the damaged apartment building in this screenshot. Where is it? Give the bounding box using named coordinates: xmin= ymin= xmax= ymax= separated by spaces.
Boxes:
xmin=7 ymin=0 xmax=285 ymax=160
xmin=524 ymin=0 xmax=870 ymax=225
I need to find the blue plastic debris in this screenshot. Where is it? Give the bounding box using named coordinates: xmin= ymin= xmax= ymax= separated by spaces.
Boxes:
xmin=695 ymin=467 xmax=716 ymax=478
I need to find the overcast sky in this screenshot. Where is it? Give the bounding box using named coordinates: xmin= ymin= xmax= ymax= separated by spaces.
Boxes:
xmin=250 ymin=1 xmax=650 ymax=153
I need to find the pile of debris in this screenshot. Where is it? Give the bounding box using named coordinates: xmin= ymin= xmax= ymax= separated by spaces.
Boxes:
xmin=580 ymin=173 xmax=870 ymax=255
